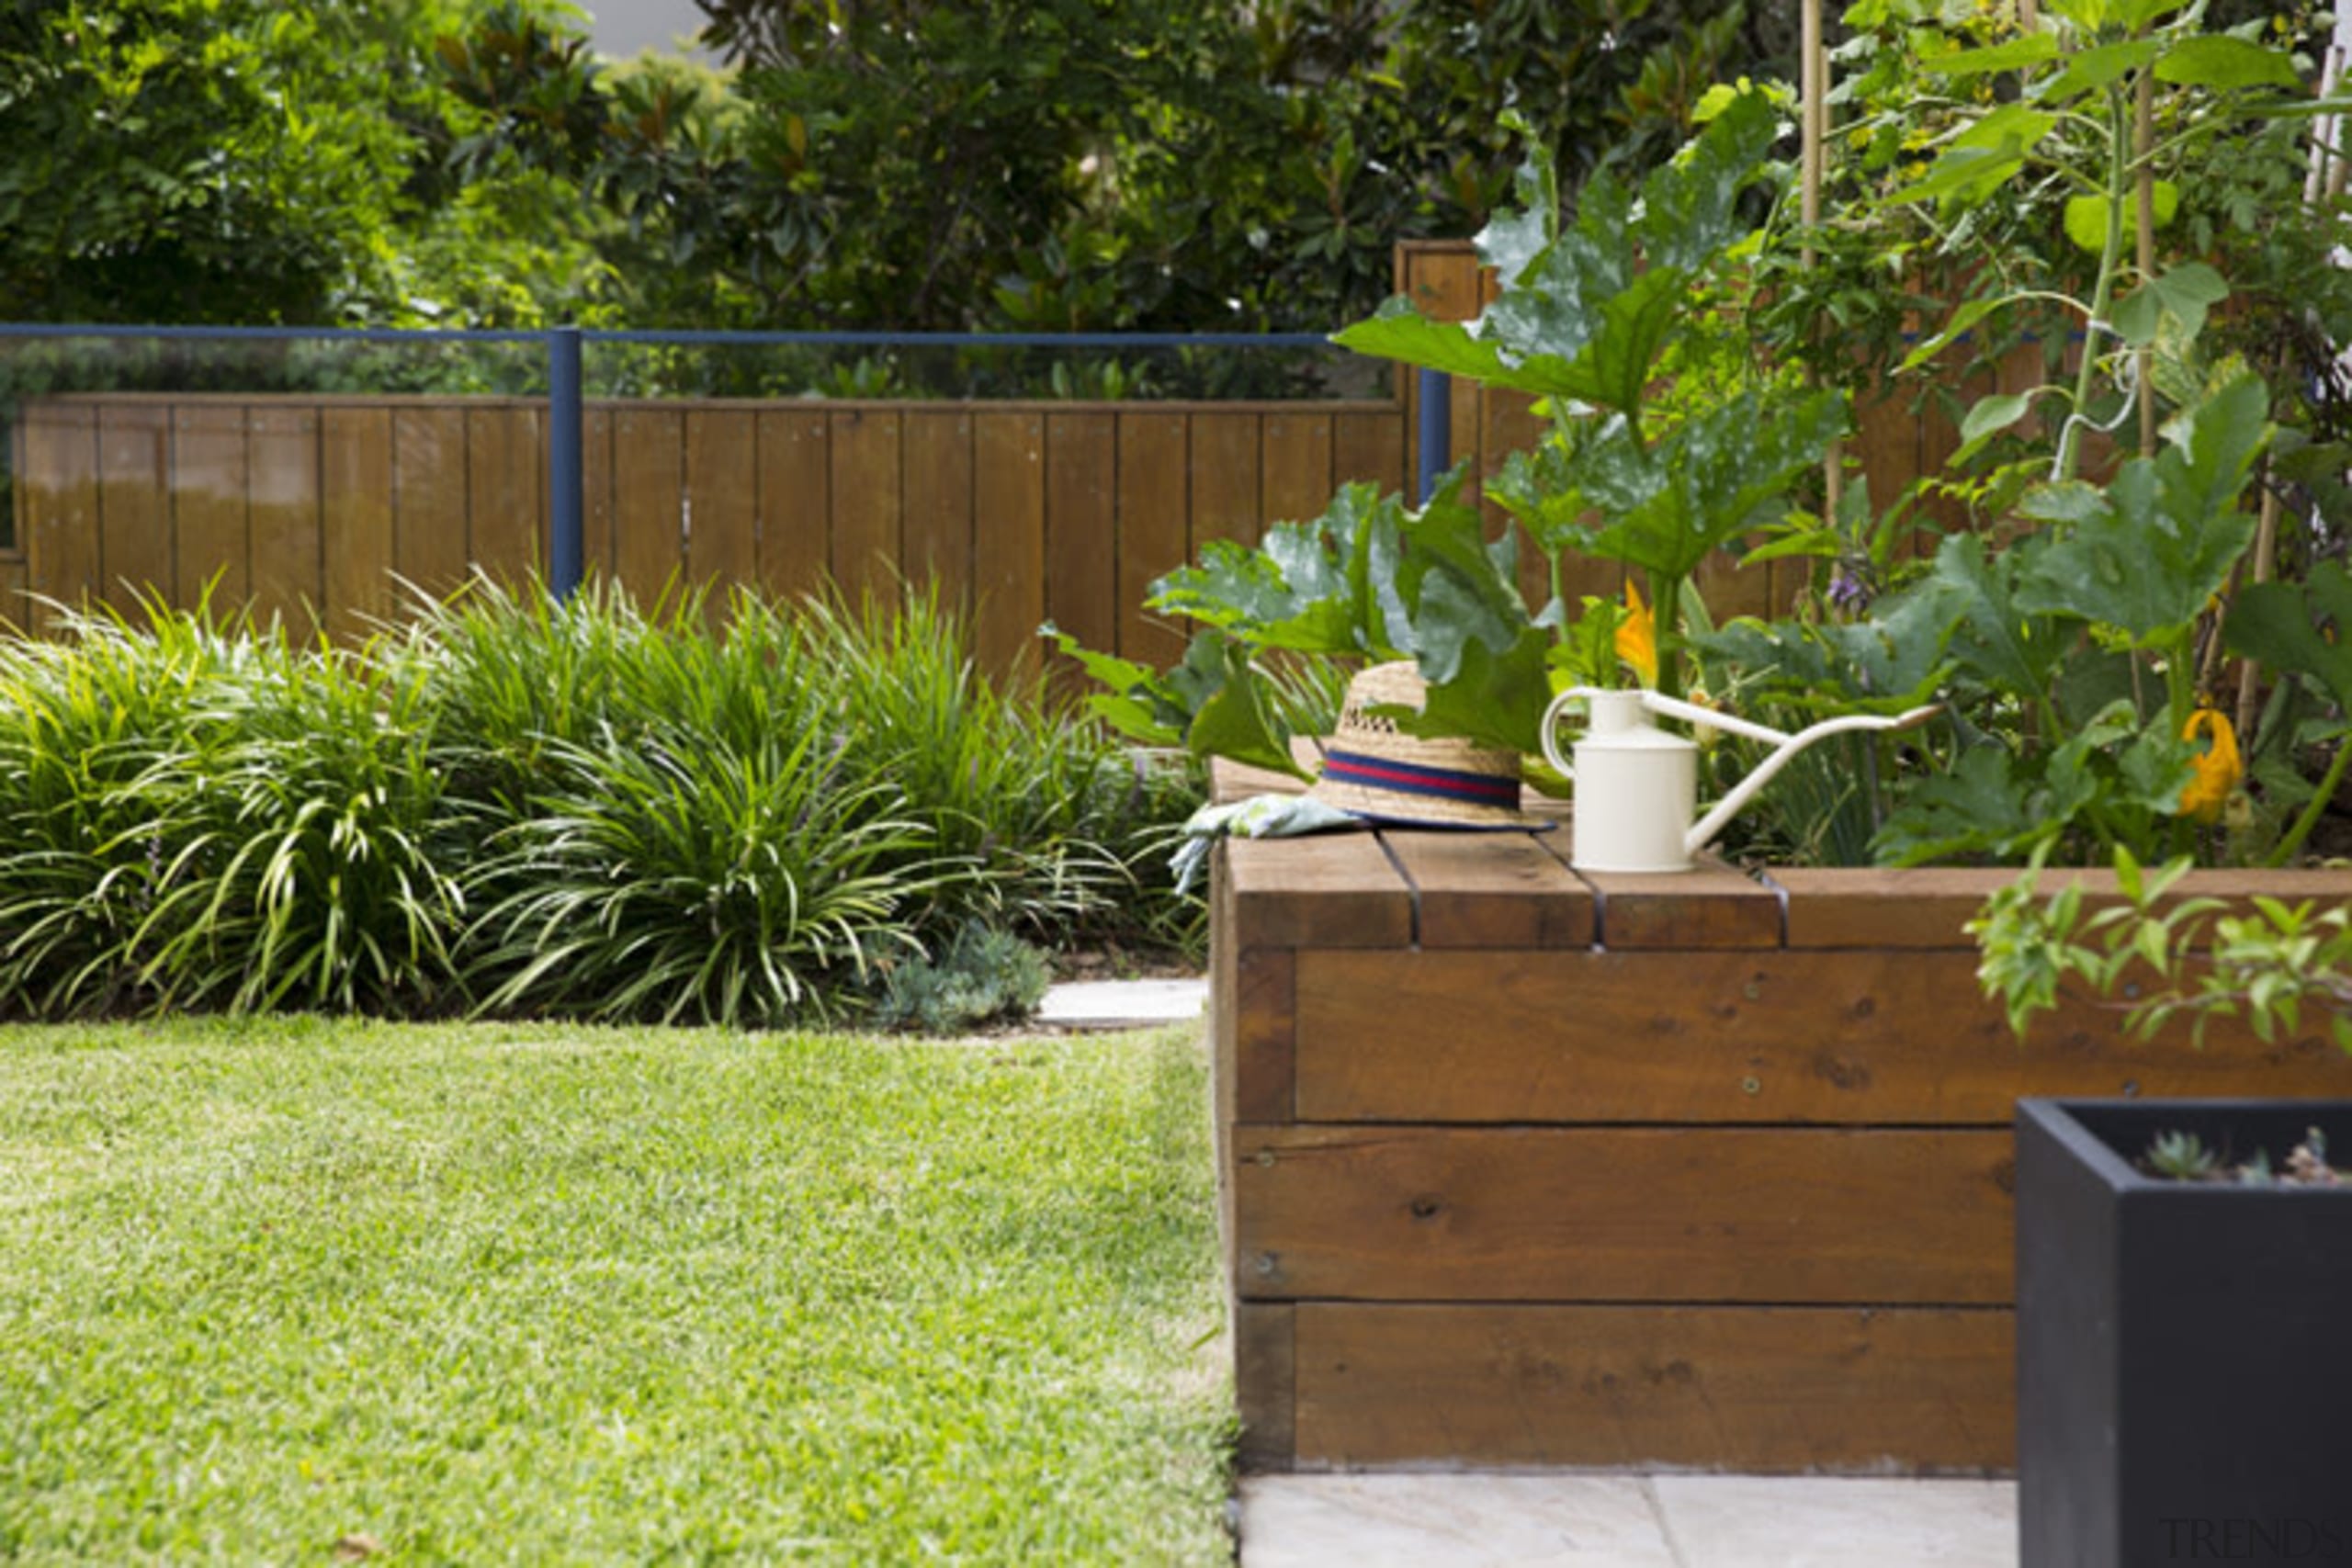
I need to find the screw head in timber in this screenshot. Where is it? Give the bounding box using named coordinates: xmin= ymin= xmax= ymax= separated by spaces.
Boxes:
xmin=1254 ymin=1252 xmax=1279 ymax=1278
xmin=1742 ymin=1076 xmax=1762 ymax=1096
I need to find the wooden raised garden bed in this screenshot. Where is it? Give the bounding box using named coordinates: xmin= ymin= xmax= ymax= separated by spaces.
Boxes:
xmin=1206 ymin=758 xmax=2352 ymax=1474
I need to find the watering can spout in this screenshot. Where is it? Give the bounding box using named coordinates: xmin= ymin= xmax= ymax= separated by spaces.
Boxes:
xmin=1541 ymin=687 xmax=1941 ymax=874
xmin=1681 ymin=701 xmax=1943 ymax=858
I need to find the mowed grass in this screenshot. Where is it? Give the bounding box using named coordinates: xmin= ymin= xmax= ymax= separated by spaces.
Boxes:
xmin=0 ymin=1018 xmax=1231 ymax=1563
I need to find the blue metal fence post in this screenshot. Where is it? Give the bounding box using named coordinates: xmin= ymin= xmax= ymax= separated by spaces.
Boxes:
xmin=1416 ymin=367 xmax=1451 ymax=504
xmin=547 ymin=325 xmax=583 ymax=597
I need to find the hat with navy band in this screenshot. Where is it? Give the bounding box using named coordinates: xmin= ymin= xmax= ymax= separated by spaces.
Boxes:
xmin=1306 ymin=661 xmax=1550 ymax=830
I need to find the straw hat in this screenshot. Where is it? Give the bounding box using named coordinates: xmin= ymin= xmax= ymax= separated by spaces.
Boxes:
xmin=1306 ymin=661 xmax=1548 ymax=830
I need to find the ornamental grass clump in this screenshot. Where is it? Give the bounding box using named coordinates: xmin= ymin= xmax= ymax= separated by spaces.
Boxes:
xmin=0 ymin=596 xmax=256 ymax=1016
xmin=124 ymin=628 xmax=467 ymax=1017
xmin=798 ymin=591 xmax=1144 ymax=939
xmin=461 ymin=721 xmax=936 ymax=1029
xmin=0 ymin=580 xmax=1197 ymax=1026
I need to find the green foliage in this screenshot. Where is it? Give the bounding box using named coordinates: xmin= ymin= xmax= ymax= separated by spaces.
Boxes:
xmin=868 ymin=922 xmax=1054 ymax=1035
xmin=125 ymin=633 xmax=469 ymax=1017
xmin=0 ymin=1017 xmax=1228 ymax=1560
xmin=1972 ymin=846 xmax=2352 ymax=1051
xmin=463 ymin=723 xmax=934 ymax=1029
xmin=0 ymin=595 xmax=255 ymax=1016
xmin=1340 ymin=89 xmax=1845 ymax=699
xmin=0 ymin=582 xmax=1192 ymax=1026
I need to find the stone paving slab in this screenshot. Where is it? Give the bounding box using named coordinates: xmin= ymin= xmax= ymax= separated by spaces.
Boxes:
xmin=1238 ymin=1474 xmax=2017 ymax=1568
xmin=1035 ymin=976 xmax=1208 ymax=1028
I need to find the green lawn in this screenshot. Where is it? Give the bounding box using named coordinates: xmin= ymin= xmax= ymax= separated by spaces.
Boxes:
xmin=0 ymin=1018 xmax=1231 ymax=1563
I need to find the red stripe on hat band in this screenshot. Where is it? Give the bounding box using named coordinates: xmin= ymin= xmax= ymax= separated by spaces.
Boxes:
xmin=1321 ymin=749 xmax=1519 ymax=807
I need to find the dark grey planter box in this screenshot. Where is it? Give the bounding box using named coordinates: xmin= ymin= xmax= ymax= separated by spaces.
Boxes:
xmin=2016 ymin=1098 xmax=2352 ymax=1567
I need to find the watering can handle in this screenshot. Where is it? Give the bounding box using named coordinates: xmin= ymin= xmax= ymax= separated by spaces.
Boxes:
xmin=1539 ymin=687 xmax=1613 ymax=782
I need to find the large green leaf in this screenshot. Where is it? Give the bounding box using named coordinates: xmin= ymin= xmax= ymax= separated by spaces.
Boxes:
xmin=1581 ymin=389 xmax=1849 ymax=580
xmin=2110 ymin=261 xmax=2226 ymax=347
xmin=1329 ymin=300 xmax=1538 ymax=392
xmin=1185 ymin=632 xmax=1307 ymax=779
xmin=1340 ymin=90 xmax=1778 ymax=417
xmin=1922 ymin=35 xmax=2061 ymax=75
xmin=1148 ymin=479 xmax=1411 ymax=658
xmin=1419 ymin=626 xmax=1555 ymax=756
xmin=1390 ymin=474 xmax=1531 ymax=684
xmin=2015 ymin=374 xmax=2270 ymax=644
xmin=1912 ymin=533 xmax=2071 ymax=698
xmin=2033 ymin=37 xmax=2165 ymax=100
xmin=1476 ymin=137 xmax=1558 ymax=284
xmin=1872 ymin=746 xmax=2054 ymax=865
xmin=2228 ymin=561 xmax=2352 ymax=711
xmin=1638 ymin=86 xmax=1781 ymax=273
xmin=2155 ymin=35 xmax=2301 ymax=90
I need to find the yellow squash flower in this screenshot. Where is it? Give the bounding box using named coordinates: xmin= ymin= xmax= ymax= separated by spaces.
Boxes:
xmin=2179 ymin=708 xmax=2242 ymax=824
xmin=1616 ymin=581 xmax=1658 ymax=689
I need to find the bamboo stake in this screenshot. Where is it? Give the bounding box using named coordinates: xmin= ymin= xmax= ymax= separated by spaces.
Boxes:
xmin=1804 ymin=0 xmax=1844 ymax=519
xmin=2233 ymin=25 xmax=2346 ymax=736
xmin=2133 ymin=65 xmax=2157 ymax=459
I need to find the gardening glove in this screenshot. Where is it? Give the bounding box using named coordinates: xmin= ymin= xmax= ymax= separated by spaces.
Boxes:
xmin=1169 ymin=793 xmax=1362 ymax=894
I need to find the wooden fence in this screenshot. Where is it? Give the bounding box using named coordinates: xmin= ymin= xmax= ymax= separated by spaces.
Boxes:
xmin=8 ymin=240 xmax=2014 ymax=664
xmin=9 ymin=395 xmax=1406 ymax=671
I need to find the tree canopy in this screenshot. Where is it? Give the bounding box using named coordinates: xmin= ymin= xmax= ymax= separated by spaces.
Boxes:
xmin=0 ymin=0 xmax=1795 ymax=333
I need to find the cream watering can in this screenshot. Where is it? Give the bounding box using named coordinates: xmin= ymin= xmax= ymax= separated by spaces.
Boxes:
xmin=1540 ymin=688 xmax=1941 ymax=874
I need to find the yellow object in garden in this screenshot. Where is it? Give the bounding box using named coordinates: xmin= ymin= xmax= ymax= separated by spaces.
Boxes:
xmin=1617 ymin=581 xmax=1659 ymax=689
xmin=2179 ymin=708 xmax=2242 ymax=824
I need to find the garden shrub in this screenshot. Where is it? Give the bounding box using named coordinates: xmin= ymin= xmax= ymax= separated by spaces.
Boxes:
xmin=0 ymin=581 xmax=1199 ymax=1025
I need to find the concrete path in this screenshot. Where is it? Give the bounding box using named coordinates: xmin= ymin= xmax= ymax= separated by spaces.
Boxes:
xmin=1239 ymin=1474 xmax=2016 ymax=1567
xmin=1035 ymin=976 xmax=1208 ymax=1029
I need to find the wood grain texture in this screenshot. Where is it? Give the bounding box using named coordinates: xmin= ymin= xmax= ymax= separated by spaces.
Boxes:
xmin=22 ymin=404 xmax=101 ymax=626
xmin=1235 ymin=1303 xmax=1298 ymax=1473
xmin=321 ymin=408 xmax=394 ymax=640
xmin=96 ymin=403 xmax=172 ymax=615
xmin=466 ymin=405 xmax=542 ymax=584
xmin=1289 ymin=947 xmax=2352 ymax=1125
xmin=830 ymin=409 xmax=901 ymax=605
xmin=1774 ymin=865 xmax=2352 ymax=950
xmin=1227 ymin=832 xmax=1412 ymax=950
xmin=1260 ymin=412 xmax=1332 ymax=530
xmin=611 ymin=407 xmax=684 ymax=604
xmin=392 ymin=406 xmax=468 ymax=598
xmin=1291 ymin=1303 xmax=2014 ymax=1472
xmin=1382 ymin=829 xmax=1593 ymax=949
xmin=1190 ymin=412 xmax=1261 ymax=551
xmin=1232 ymin=1125 xmax=2015 ymax=1304
xmin=1229 ymin=946 xmax=1296 ymax=1125
xmin=971 ymin=411 xmax=1045 ymax=677
xmin=1115 ymin=412 xmax=1189 ymax=666
xmin=1043 ymin=412 xmax=1117 ymax=659
xmin=246 ymin=406 xmax=322 ymax=639
xmin=684 ymin=408 xmax=758 ymax=613
xmin=172 ymin=405 xmax=249 ymax=609
xmin=901 ymin=410 xmax=974 ymax=614
xmin=755 ymin=410 xmax=830 ymax=604
xmin=1332 ymin=410 xmax=1405 ymax=495
xmin=1560 ymin=849 xmax=1782 ymax=949
xmin=582 ymin=407 xmax=616 ymax=584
